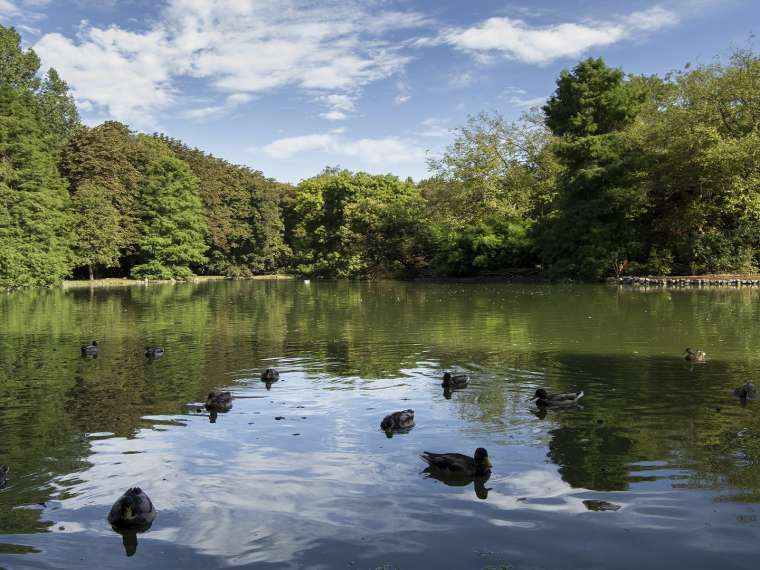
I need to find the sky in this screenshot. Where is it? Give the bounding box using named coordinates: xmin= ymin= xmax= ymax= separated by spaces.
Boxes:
xmin=1 ymin=0 xmax=757 ymax=183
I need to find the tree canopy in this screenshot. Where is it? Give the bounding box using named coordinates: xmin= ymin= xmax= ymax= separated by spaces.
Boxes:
xmin=1 ymin=20 xmax=760 ymax=287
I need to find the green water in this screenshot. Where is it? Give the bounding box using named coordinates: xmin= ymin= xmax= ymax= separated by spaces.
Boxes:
xmin=0 ymin=281 xmax=759 ymax=569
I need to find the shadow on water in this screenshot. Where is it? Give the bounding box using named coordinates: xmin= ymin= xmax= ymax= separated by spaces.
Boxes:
xmin=1 ymin=281 xmax=759 ymax=568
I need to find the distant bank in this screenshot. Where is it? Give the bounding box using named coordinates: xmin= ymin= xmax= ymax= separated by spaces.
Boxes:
xmin=610 ymin=275 xmax=760 ymax=288
xmin=61 ymin=275 xmax=295 ymax=289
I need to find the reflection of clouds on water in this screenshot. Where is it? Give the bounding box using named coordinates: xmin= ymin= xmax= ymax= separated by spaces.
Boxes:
xmin=52 ymin=399 xmax=451 ymax=566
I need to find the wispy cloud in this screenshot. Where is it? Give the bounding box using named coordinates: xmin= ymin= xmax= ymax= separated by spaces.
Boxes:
xmin=33 ymin=0 xmax=429 ymax=127
xmin=318 ymin=94 xmax=356 ymax=121
xmin=430 ymin=5 xmax=678 ymax=65
xmin=260 ymin=132 xmax=425 ymax=164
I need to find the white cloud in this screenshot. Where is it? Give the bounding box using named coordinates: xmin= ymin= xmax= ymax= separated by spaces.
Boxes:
xmin=394 ymin=94 xmax=411 ymax=105
xmin=419 ymin=117 xmax=450 ymax=137
xmin=261 ymin=134 xmax=336 ymax=159
xmin=33 ymin=0 xmax=428 ymax=126
xmin=261 ymin=132 xmax=425 ymax=164
xmin=0 ymin=0 xmax=21 ymax=17
xmin=180 ymin=93 xmax=256 ymax=121
xmin=437 ymin=5 xmax=679 ymax=65
xmin=509 ymin=95 xmax=546 ymax=109
xmin=318 ymin=94 xmax=355 ymax=120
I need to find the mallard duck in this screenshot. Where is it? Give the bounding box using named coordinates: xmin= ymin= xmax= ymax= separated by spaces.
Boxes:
xmin=80 ymin=340 xmax=99 ymax=357
xmin=0 ymin=464 xmax=8 ymax=488
xmin=107 ymin=487 xmax=156 ymax=528
xmin=533 ymin=388 xmax=584 ymax=407
xmin=261 ymin=368 xmax=280 ymax=382
xmin=442 ymin=372 xmax=469 ymax=388
xmin=205 ymin=390 xmax=232 ymax=412
xmin=684 ymin=348 xmax=706 ymax=362
xmin=420 ymin=448 xmax=492 ymax=477
xmin=144 ymin=347 xmax=164 ymax=359
xmin=734 ymin=382 xmax=757 ymax=400
xmin=380 ymin=409 xmax=415 ymax=431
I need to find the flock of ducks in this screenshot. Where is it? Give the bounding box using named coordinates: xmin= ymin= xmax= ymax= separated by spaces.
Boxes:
xmin=1 ymin=342 xmax=756 ymax=548
xmin=378 ymin=373 xmax=585 ymax=478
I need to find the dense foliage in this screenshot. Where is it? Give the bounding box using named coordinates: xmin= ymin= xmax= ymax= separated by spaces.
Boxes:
xmin=2 ymin=21 xmax=760 ymax=286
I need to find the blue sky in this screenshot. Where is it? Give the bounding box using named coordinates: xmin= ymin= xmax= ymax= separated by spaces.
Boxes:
xmin=1 ymin=0 xmax=756 ymax=183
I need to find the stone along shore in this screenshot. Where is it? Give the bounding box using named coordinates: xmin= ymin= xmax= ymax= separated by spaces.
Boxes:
xmin=610 ymin=276 xmax=760 ymax=287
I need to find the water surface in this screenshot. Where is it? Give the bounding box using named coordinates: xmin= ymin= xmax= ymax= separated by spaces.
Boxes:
xmin=1 ymin=281 xmax=759 ymax=569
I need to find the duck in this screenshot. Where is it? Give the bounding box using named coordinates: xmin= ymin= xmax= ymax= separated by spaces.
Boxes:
xmin=380 ymin=409 xmax=415 ymax=432
xmin=261 ymin=368 xmax=280 ymax=382
xmin=0 ymin=464 xmax=8 ymax=488
xmin=144 ymin=347 xmax=165 ymax=359
xmin=684 ymin=348 xmax=706 ymax=362
xmin=734 ymin=382 xmax=757 ymax=400
xmin=420 ymin=448 xmax=492 ymax=477
xmin=80 ymin=340 xmax=99 ymax=357
xmin=442 ymin=372 xmax=469 ymax=389
xmin=205 ymin=390 xmax=232 ymax=412
xmin=532 ymin=388 xmax=584 ymax=407
xmin=107 ymin=487 xmax=156 ymax=529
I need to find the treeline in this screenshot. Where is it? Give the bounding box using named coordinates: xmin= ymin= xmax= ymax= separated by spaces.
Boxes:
xmin=2 ymin=22 xmax=760 ymax=287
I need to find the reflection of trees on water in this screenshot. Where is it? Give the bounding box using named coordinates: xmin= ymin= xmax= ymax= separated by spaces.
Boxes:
xmin=3 ymin=281 xmax=760 ymax=539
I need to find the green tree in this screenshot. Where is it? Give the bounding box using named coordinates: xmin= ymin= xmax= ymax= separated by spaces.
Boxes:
xmin=0 ymin=87 xmax=73 ymax=287
xmin=634 ymin=48 xmax=760 ymax=274
xmin=293 ymin=169 xmax=428 ymax=277
xmin=540 ymin=58 xmax=647 ymax=279
xmin=131 ymin=156 xmax=208 ymax=279
xmin=70 ymin=182 xmax=123 ymax=280
xmin=0 ymin=26 xmax=40 ymax=91
xmin=156 ymin=136 xmax=290 ymax=276
xmin=36 ymin=68 xmax=80 ymax=145
xmin=60 ymin=122 xmax=143 ymax=265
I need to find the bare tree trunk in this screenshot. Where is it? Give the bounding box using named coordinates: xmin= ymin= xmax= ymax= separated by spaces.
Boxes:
xmin=89 ymin=264 xmax=94 ymax=281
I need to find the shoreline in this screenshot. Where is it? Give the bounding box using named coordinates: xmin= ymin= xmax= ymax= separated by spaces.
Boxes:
xmin=61 ymin=275 xmax=295 ymax=289
xmin=609 ymin=275 xmax=760 ymax=288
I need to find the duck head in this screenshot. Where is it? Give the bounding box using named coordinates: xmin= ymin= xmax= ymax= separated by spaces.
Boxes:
xmin=533 ymin=388 xmax=548 ymax=401
xmin=474 ymin=447 xmax=492 ymax=472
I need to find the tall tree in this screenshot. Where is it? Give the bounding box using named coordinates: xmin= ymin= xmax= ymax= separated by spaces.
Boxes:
xmin=0 ymin=87 xmax=73 ymax=287
xmin=540 ymin=58 xmax=646 ymax=279
xmin=131 ymin=156 xmax=208 ymax=279
xmin=0 ymin=26 xmax=40 ymax=91
xmin=60 ymin=121 xmax=143 ymax=266
xmin=37 ymin=68 xmax=81 ymax=145
xmin=70 ymin=182 xmax=123 ymax=280
xmin=156 ymin=135 xmax=290 ymax=276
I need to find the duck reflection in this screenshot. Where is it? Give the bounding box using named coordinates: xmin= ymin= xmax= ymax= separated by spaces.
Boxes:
xmin=423 ymin=469 xmax=492 ymax=500
xmin=112 ymin=525 xmax=151 ymax=557
xmin=108 ymin=487 xmax=156 ymax=557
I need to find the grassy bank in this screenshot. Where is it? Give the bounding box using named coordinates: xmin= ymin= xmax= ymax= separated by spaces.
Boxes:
xmin=61 ymin=275 xmax=295 ymax=289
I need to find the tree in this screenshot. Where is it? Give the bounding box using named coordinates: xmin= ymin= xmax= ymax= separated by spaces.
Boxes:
xmin=37 ymin=68 xmax=81 ymax=145
xmin=427 ymin=111 xmax=559 ymax=223
xmin=540 ymin=58 xmax=647 ymax=279
xmin=293 ymin=169 xmax=429 ymax=277
xmin=0 ymin=87 xmax=73 ymax=287
xmin=131 ymin=156 xmax=208 ymax=279
xmin=0 ymin=25 xmax=40 ymax=91
xmin=70 ymin=182 xmax=123 ymax=280
xmin=60 ymin=122 xmax=143 ymax=265
xmin=634 ymin=48 xmax=760 ymax=274
xmin=156 ymin=135 xmax=290 ymax=276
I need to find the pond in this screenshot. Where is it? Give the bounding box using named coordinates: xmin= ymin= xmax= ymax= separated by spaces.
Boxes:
xmin=0 ymin=280 xmax=759 ymax=569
